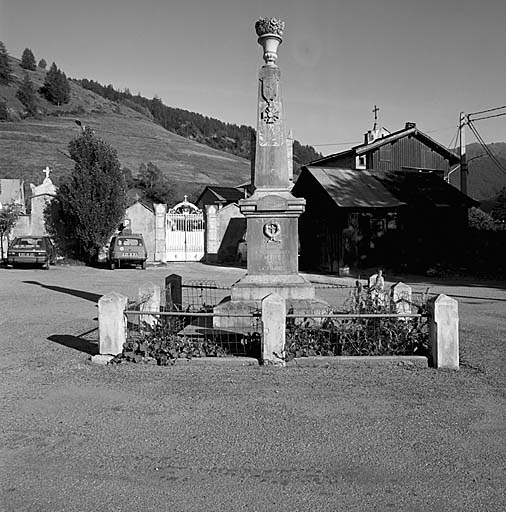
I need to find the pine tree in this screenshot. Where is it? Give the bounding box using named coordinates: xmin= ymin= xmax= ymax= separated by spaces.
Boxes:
xmin=40 ymin=62 xmax=70 ymax=105
xmin=16 ymin=73 xmax=38 ymax=117
xmin=45 ymin=128 xmax=127 ymax=262
xmin=38 ymin=58 xmax=47 ymax=69
xmin=0 ymin=41 xmax=12 ymax=85
xmin=20 ymin=48 xmax=36 ymax=70
xmin=0 ymin=99 xmax=8 ymax=121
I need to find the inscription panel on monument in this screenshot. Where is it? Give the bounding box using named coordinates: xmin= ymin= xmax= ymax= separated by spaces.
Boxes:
xmin=248 ymin=217 xmax=298 ymax=274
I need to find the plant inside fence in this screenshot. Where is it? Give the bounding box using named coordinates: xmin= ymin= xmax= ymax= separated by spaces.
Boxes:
xmin=285 ymin=285 xmax=430 ymax=360
xmin=112 ymin=305 xmax=261 ymax=365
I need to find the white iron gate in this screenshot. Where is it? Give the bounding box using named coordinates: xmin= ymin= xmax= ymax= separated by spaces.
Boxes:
xmin=166 ymin=196 xmax=204 ymax=261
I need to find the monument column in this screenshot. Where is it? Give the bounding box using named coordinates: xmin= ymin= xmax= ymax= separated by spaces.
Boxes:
xmin=228 ymin=19 xmax=316 ymax=303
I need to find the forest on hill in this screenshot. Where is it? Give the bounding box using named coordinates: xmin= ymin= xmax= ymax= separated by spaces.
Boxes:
xmin=76 ymin=78 xmax=322 ymax=171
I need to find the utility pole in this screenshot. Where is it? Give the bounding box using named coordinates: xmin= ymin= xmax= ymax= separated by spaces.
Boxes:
xmin=459 ymin=112 xmax=468 ymax=195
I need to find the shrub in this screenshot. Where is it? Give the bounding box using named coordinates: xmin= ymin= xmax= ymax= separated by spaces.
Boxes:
xmin=285 ymin=285 xmax=429 ymax=360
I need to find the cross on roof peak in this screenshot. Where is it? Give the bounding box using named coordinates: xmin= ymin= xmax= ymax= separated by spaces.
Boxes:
xmin=372 ymin=105 xmax=380 ymax=131
xmin=42 ymin=166 xmax=51 ymax=180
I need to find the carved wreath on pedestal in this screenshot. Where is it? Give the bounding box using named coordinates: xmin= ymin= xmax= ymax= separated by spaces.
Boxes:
xmin=263 ymin=221 xmax=281 ymax=243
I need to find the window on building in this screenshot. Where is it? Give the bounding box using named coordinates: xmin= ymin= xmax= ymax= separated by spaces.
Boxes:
xmin=356 ymin=155 xmax=367 ymax=169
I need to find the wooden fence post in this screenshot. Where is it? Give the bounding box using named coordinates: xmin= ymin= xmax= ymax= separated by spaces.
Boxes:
xmin=165 ymin=274 xmax=182 ymax=311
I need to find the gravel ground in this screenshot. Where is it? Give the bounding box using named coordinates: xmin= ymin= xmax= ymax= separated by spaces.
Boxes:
xmin=1 ymin=263 xmax=505 ymax=511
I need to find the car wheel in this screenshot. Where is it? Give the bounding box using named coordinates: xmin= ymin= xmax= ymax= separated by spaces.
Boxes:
xmin=110 ymin=260 xmax=116 ymax=270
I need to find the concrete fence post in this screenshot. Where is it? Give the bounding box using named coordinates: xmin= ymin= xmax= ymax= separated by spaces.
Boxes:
xmin=261 ymin=293 xmax=286 ymax=366
xmin=428 ymin=294 xmax=459 ymax=369
xmin=165 ymin=274 xmax=182 ymax=311
xmin=98 ymin=292 xmax=128 ymax=355
xmin=139 ymin=282 xmax=160 ymax=328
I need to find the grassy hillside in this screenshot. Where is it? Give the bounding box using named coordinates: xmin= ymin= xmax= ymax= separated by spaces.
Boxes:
xmin=0 ymin=55 xmax=251 ymax=189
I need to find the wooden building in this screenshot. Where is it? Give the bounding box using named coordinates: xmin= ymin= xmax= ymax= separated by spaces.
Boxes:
xmin=293 ymin=123 xmax=478 ymax=273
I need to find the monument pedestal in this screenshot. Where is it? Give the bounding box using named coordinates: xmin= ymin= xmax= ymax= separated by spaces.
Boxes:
xmin=213 ymin=18 xmax=329 ymax=330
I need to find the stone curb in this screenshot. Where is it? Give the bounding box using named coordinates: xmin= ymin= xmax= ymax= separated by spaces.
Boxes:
xmin=91 ymin=355 xmax=428 ymax=368
xmin=172 ymin=357 xmax=259 ymax=366
xmin=286 ymin=355 xmax=428 ymax=368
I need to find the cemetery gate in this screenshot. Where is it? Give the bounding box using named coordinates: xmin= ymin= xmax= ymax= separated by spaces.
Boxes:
xmin=165 ymin=196 xmax=205 ymax=261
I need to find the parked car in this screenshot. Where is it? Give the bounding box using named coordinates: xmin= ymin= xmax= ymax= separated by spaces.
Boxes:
xmin=108 ymin=233 xmax=147 ymax=270
xmin=7 ymin=236 xmax=57 ymax=269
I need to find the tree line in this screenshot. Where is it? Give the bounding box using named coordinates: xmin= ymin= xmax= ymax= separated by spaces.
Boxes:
xmin=77 ymin=78 xmax=322 ymax=168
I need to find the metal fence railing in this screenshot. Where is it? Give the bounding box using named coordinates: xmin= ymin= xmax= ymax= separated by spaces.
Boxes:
xmin=180 ymin=280 xmax=231 ymax=310
xmin=124 ymin=309 xmax=261 ymax=359
xmin=285 ymin=312 xmax=429 ymax=358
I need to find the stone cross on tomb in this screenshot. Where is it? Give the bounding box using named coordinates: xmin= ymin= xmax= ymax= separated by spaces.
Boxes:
xmin=42 ymin=166 xmax=51 ymax=180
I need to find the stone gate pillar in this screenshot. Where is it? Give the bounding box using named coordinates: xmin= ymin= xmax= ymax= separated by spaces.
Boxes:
xmin=205 ymin=204 xmax=218 ymax=263
xmin=154 ymin=203 xmax=166 ymax=262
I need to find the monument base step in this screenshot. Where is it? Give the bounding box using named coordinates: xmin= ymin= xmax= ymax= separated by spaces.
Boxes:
xmin=213 ymin=296 xmax=331 ymax=329
xmin=230 ymin=273 xmax=316 ymax=301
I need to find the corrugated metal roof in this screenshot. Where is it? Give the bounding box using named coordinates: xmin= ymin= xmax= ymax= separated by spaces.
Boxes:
xmin=306 ymin=167 xmax=406 ymax=208
xmin=304 ymin=167 xmax=478 ymax=209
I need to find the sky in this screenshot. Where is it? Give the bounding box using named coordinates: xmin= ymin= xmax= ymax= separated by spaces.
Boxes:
xmin=1 ymin=0 xmax=506 ymax=154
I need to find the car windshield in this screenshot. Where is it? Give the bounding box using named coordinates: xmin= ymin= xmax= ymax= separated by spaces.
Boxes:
xmin=117 ymin=238 xmax=142 ymax=247
xmin=12 ymin=238 xmax=43 ymax=248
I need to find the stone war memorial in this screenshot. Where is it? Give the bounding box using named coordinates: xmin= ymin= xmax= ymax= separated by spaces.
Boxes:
xmin=214 ymin=18 xmax=328 ymax=326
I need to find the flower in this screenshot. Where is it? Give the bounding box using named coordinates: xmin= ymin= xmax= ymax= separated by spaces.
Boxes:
xmin=255 ymin=17 xmax=285 ymax=37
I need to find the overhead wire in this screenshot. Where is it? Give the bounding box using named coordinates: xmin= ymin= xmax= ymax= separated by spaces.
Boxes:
xmin=468 ymin=105 xmax=506 ymax=117
xmin=468 ymin=111 xmax=506 ymax=123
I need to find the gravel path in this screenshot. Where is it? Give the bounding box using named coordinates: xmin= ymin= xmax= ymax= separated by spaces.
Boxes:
xmin=1 ymin=264 xmax=505 ymax=511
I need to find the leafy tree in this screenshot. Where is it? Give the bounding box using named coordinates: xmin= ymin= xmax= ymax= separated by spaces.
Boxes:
xmin=468 ymin=207 xmax=496 ymax=231
xmin=122 ymin=167 xmax=135 ymax=189
xmin=45 ymin=127 xmax=127 ymax=263
xmin=20 ymin=48 xmax=36 ymax=70
xmin=40 ymin=62 xmax=70 ymax=105
xmin=136 ymin=162 xmax=181 ymax=205
xmin=491 ymin=187 xmax=506 ymax=223
xmin=16 ymin=73 xmax=38 ymax=116
xmin=0 ymin=41 xmax=12 ymax=85
xmin=0 ymin=202 xmax=22 ymax=260
xmin=38 ymin=58 xmax=47 ymax=69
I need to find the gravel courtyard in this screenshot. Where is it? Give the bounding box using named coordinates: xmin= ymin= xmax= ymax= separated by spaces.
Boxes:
xmin=1 ymin=263 xmax=505 ymax=511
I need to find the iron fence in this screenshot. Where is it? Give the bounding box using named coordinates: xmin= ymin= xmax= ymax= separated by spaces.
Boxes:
xmin=180 ymin=280 xmax=231 ymax=310
xmin=285 ymin=312 xmax=429 ymax=358
xmin=124 ymin=309 xmax=261 ymax=360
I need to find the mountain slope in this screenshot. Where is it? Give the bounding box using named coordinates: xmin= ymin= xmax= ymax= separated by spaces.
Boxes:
xmin=0 ymin=54 xmax=251 ymax=188
xmin=448 ymin=142 xmax=506 ymax=202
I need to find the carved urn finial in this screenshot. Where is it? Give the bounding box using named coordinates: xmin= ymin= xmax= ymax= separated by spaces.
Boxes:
xmin=255 ymin=17 xmax=285 ymax=66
